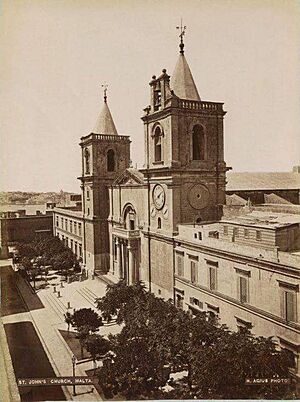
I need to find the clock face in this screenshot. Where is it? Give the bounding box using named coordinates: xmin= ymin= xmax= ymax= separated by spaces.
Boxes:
xmin=152 ymin=184 xmax=165 ymax=210
xmin=188 ymin=184 xmax=210 ymax=210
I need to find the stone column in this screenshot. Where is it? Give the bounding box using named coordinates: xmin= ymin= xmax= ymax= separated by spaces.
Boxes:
xmin=116 ymin=239 xmax=122 ymax=280
xmin=127 ymin=245 xmax=134 ymax=285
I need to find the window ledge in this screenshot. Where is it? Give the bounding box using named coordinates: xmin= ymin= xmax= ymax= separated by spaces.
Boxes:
xmin=152 ymin=161 xmax=164 ymax=165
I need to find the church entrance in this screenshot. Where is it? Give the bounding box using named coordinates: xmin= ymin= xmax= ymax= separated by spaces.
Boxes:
xmin=112 ymin=235 xmax=140 ymax=285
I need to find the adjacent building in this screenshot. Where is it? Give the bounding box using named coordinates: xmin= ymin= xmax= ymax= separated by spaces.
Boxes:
xmin=226 ymin=171 xmax=300 ymax=205
xmin=53 ymin=206 xmax=83 ymax=260
xmin=0 ymin=210 xmax=53 ymax=258
xmin=173 ymin=211 xmax=300 ymax=373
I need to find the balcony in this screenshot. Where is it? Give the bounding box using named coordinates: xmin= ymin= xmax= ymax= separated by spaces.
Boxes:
xmin=112 ymin=226 xmax=140 ymax=240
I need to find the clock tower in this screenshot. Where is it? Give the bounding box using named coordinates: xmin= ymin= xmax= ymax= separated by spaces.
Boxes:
xmin=79 ymin=89 xmax=130 ymax=274
xmin=140 ymin=34 xmax=229 ymax=235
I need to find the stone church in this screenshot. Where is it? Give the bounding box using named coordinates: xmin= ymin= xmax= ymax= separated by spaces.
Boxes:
xmin=77 ymin=36 xmax=229 ymax=299
xmin=54 ymin=35 xmax=300 ymax=373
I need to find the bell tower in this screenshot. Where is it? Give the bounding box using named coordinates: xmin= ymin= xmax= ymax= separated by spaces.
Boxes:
xmin=141 ymin=28 xmax=229 ymax=234
xmin=79 ymin=88 xmax=130 ymax=274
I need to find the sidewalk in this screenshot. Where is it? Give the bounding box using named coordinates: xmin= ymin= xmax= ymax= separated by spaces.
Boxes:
xmin=15 ymin=273 xmax=105 ymax=401
xmin=0 ymin=319 xmax=21 ymax=402
xmin=16 ymin=271 xmax=122 ymax=401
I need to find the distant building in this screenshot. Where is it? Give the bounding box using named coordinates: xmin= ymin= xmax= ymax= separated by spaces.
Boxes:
xmin=0 ymin=209 xmax=53 ymax=258
xmin=226 ymin=171 xmax=300 ymax=205
xmin=293 ymin=166 xmax=300 ymax=173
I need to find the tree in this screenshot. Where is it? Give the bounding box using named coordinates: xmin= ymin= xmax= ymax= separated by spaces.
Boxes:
xmin=31 ymin=236 xmax=65 ymax=262
xmin=97 ymin=283 xmax=191 ymax=399
xmin=20 ymin=256 xmax=32 ymax=272
xmin=52 ymin=250 xmax=76 ymax=277
xmin=96 ymin=281 xmax=296 ymax=400
xmin=188 ymin=329 xmax=295 ymax=399
xmin=18 ymin=256 xmax=32 ymax=281
xmin=70 ymin=308 xmax=103 ymax=359
xmin=96 ymin=280 xmax=147 ymax=323
xmin=15 ymin=236 xmax=80 ymax=281
xmin=98 ymin=331 xmax=166 ymax=400
xmin=64 ymin=311 xmax=72 ymax=332
xmin=85 ymin=334 xmax=111 ymax=374
xmin=15 ymin=242 xmax=36 ymax=259
xmin=29 ymin=263 xmax=40 ymax=290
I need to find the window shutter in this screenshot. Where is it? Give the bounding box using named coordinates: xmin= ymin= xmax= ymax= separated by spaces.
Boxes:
xmin=280 ymin=289 xmax=286 ymax=319
xmin=177 ymin=255 xmax=183 ymax=277
xmin=286 ymin=291 xmax=296 ymax=322
xmin=210 ymin=267 xmax=216 ymax=290
xmin=191 ymin=261 xmax=196 ymax=283
xmin=240 ymin=277 xmax=248 ymax=303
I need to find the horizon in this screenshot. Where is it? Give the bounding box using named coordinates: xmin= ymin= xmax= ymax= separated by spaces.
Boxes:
xmin=1 ymin=167 xmax=299 ymax=195
xmin=1 ymin=0 xmax=299 ymax=193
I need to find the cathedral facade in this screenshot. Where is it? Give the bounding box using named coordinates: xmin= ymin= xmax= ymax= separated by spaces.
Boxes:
xmin=71 ymin=38 xmax=228 ymax=299
xmin=106 ymin=42 xmax=228 ymax=299
xmin=53 ymin=37 xmax=300 ymax=376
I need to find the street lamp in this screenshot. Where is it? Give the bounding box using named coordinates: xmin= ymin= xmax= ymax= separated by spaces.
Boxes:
xmin=71 ymin=355 xmax=76 ymax=396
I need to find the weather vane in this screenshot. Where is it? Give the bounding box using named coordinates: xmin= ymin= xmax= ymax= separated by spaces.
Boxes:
xmin=101 ymin=84 xmax=108 ymax=102
xmin=176 ymin=18 xmax=186 ymax=54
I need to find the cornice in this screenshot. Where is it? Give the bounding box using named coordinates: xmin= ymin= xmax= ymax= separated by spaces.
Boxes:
xmin=175 ymin=238 xmax=300 ymax=278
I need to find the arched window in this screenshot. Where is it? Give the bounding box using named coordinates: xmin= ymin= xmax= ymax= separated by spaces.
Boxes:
xmin=157 ymin=217 xmax=161 ymax=229
xmin=154 ymin=126 xmax=162 ymax=162
xmin=107 ymin=149 xmax=115 ymax=172
xmin=84 ymin=148 xmax=90 ymax=174
xmin=123 ymin=205 xmax=136 ymax=231
xmin=192 ymin=125 xmax=205 ymax=160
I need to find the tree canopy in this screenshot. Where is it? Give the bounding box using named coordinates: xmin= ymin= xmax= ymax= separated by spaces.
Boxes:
xmin=69 ymin=308 xmax=103 ymax=359
xmin=15 ymin=235 xmax=80 ymax=279
xmin=96 ymin=281 xmax=296 ymax=400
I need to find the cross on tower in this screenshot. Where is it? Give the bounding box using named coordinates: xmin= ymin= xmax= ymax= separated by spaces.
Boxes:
xmin=176 ymin=19 xmax=186 ymax=54
xmin=101 ymin=84 xmax=108 ymax=103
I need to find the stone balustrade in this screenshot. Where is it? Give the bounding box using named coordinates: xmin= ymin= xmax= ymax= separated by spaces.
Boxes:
xmin=81 ymin=133 xmax=130 ymax=142
xmin=112 ymin=226 xmax=140 ymax=239
xmin=179 ymin=99 xmax=223 ymax=112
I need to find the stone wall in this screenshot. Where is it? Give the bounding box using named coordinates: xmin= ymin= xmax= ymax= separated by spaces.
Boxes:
xmin=0 ymin=215 xmax=53 ymax=258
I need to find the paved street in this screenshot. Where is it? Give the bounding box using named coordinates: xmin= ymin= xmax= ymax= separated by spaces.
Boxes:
xmin=0 ymin=260 xmax=121 ymax=401
xmin=5 ymin=321 xmax=66 ymax=401
xmin=1 ymin=265 xmax=65 ymax=401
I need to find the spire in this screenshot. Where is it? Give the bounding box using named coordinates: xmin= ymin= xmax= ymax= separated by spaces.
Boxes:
xmin=171 ymin=22 xmax=201 ymax=101
xmin=93 ymin=85 xmax=118 ymax=135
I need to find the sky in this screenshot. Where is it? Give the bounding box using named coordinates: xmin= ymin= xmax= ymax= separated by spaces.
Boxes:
xmin=0 ymin=0 xmax=299 ymax=193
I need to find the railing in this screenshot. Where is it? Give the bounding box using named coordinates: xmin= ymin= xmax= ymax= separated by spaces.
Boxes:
xmin=81 ymin=133 xmax=130 ymax=141
xmin=112 ymin=226 xmax=140 ymax=239
xmin=179 ymin=100 xmax=223 ymax=112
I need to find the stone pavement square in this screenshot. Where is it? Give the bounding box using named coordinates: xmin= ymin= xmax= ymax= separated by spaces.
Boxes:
xmin=2 ymin=260 xmax=122 ymax=401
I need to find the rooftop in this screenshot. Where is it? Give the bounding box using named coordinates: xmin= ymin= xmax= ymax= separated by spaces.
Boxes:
xmin=177 ymin=220 xmax=300 ymax=269
xmin=226 ymin=171 xmax=300 ymax=191
xmin=221 ymin=211 xmax=300 ymax=229
xmin=53 ymin=206 xmax=83 ymax=218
